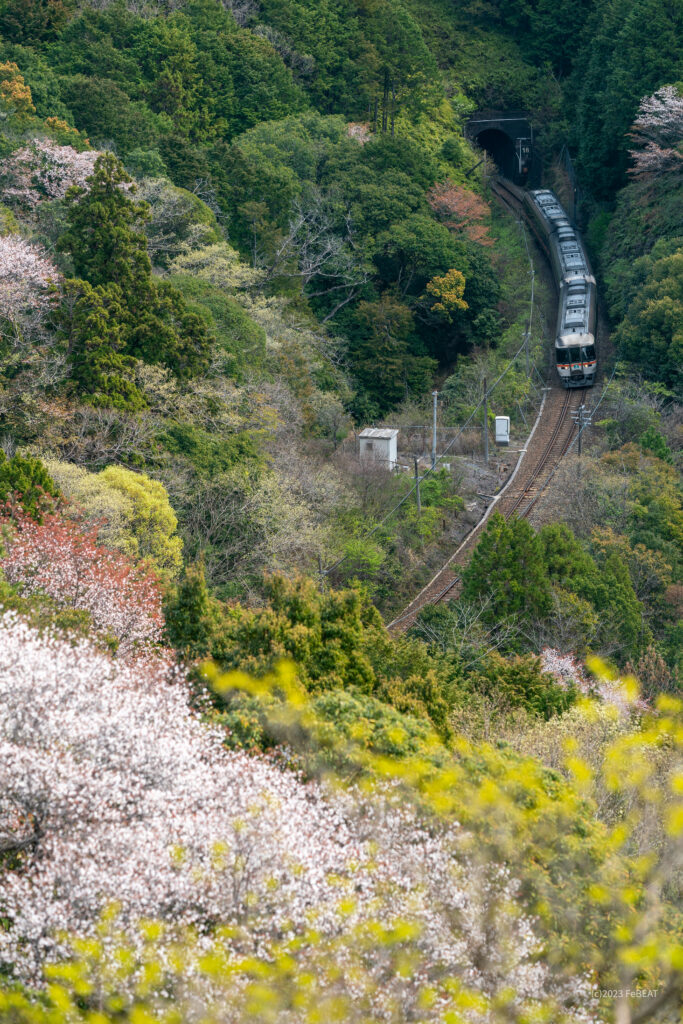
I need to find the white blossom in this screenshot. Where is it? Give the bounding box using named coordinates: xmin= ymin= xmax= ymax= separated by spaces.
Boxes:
xmin=629 ymin=85 xmax=683 ymax=180
xmin=1 ymin=138 xmax=101 ymax=210
xmin=0 ymin=235 xmax=59 ymax=323
xmin=0 ymin=612 xmax=586 ymax=1017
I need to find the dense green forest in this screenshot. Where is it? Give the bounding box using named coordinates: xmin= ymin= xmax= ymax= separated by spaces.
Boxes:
xmin=0 ymin=0 xmax=681 ymax=1021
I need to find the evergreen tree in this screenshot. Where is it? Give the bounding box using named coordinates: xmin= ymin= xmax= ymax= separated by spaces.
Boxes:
xmin=164 ymin=561 xmax=215 ymax=659
xmin=537 ymin=522 xmax=600 ymax=602
xmin=60 ymin=280 xmax=144 ymax=411
xmin=0 ymin=451 xmax=59 ymax=521
xmin=590 ymin=552 xmax=650 ymax=661
xmin=461 ymin=513 xmax=552 ymax=626
xmin=59 ymin=154 xmax=212 ymax=388
xmin=348 ymin=295 xmax=435 ymax=413
xmin=60 ymin=153 xmax=152 ymax=295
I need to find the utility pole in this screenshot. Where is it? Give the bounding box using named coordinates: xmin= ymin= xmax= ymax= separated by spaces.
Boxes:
xmin=526 ymin=265 xmax=534 ymax=378
xmin=571 ymin=403 xmax=592 ymax=463
xmin=431 ymin=390 xmax=438 ymax=470
xmin=414 ymin=457 xmax=422 ymax=515
xmin=483 ymin=377 xmax=489 ymax=465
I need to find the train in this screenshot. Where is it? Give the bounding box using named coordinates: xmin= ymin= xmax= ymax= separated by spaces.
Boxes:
xmin=522 ymin=189 xmax=597 ymax=388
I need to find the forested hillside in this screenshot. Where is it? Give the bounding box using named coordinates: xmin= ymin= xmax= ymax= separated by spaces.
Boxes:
xmin=0 ymin=0 xmax=681 ymax=1021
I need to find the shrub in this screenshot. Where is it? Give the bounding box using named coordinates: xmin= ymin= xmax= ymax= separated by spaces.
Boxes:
xmin=46 ymin=461 xmax=183 ymax=581
xmin=467 ymin=652 xmax=577 ymax=720
xmin=0 ymin=451 xmax=59 ymax=521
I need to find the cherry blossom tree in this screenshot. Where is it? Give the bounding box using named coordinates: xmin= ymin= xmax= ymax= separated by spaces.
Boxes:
xmin=0 ymin=235 xmax=59 ymax=325
xmin=1 ymin=139 xmax=101 ymax=211
xmin=0 ymin=610 xmax=593 ymax=1020
xmin=1 ymin=512 xmax=163 ymax=653
xmin=427 ymin=180 xmax=493 ymax=246
xmin=629 ymin=85 xmax=683 ymax=181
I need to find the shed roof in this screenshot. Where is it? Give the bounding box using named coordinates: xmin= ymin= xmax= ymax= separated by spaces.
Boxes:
xmin=358 ymin=428 xmax=399 ymax=440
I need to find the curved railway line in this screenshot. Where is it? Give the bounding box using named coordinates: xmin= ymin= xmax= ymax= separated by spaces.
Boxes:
xmin=387 ymin=179 xmax=589 ymax=634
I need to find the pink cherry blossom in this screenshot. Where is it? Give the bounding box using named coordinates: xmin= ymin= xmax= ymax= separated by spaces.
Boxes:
xmin=1 ymin=512 xmax=163 ymax=654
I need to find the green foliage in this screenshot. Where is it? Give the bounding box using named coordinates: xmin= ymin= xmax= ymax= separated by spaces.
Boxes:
xmin=457 ymin=516 xmax=652 ymax=665
xmin=216 ymin=683 xmax=449 ymax=764
xmin=138 ymin=178 xmax=220 ymax=269
xmin=59 ymin=154 xmax=212 ymax=390
xmin=468 ymin=652 xmax=576 ymax=719
xmin=42 ymin=2 xmax=305 ymax=157
xmin=639 ymin=425 xmax=673 ymax=464
xmin=59 ymin=151 xmax=150 ymax=289
xmin=538 ymin=522 xmax=598 ymax=594
xmin=203 ymin=573 xmax=459 ymax=739
xmin=0 ymin=0 xmax=72 ymax=45
xmin=569 ymin=0 xmax=683 ymax=197
xmin=46 ymin=460 xmax=183 ymax=580
xmin=347 ymin=294 xmax=435 ymax=413
xmin=59 ymin=279 xmax=144 ymax=411
xmin=614 ymin=248 xmax=683 ymax=392
xmin=0 ymin=0 xmax=501 ymax=414
xmin=601 ymin=445 xmax=683 ymax=579
xmin=0 ymin=201 xmax=19 ymax=235
xmin=159 ymin=420 xmax=262 ymax=477
xmin=255 ymin=0 xmax=439 ymax=117
xmin=0 ymin=450 xmax=59 ymax=520
xmin=169 ymin=275 xmax=266 ymax=377
xmin=461 ymin=512 xmax=552 ymax=626
xmin=164 ymin=560 xmax=216 ymax=658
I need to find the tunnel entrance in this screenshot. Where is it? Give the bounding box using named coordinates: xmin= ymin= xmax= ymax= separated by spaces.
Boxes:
xmin=464 ymin=111 xmax=541 ymax=186
xmin=475 ymin=128 xmax=517 ymax=180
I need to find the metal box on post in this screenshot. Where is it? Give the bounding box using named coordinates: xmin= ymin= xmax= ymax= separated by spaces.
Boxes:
xmin=494 ymin=416 xmax=510 ymax=445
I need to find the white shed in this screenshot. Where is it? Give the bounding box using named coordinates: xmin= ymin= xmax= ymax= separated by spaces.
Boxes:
xmin=358 ymin=427 xmax=399 ymax=468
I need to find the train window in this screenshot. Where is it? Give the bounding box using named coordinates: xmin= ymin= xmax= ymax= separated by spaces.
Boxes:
xmin=581 ymin=344 xmax=595 ymax=361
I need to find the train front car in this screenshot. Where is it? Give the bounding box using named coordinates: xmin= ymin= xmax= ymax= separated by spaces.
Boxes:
xmin=555 ymin=276 xmax=597 ymax=387
xmin=524 ymin=189 xmax=597 ymax=388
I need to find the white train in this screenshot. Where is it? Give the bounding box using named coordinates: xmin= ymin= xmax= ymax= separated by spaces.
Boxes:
xmin=523 ymin=189 xmax=597 ymax=388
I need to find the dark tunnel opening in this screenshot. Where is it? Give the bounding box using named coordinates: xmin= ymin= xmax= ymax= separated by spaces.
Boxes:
xmin=475 ymin=128 xmax=518 ymax=181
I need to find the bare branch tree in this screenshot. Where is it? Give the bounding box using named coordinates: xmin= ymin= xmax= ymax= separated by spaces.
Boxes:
xmin=260 ymin=189 xmax=369 ymax=319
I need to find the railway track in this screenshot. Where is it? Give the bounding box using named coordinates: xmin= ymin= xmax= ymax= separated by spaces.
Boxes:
xmin=387 ymin=387 xmax=580 ymax=632
xmin=387 ymin=179 xmax=587 ymax=634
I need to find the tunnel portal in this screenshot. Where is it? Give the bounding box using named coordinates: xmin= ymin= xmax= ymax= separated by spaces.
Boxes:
xmin=465 ymin=111 xmax=541 ymax=186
